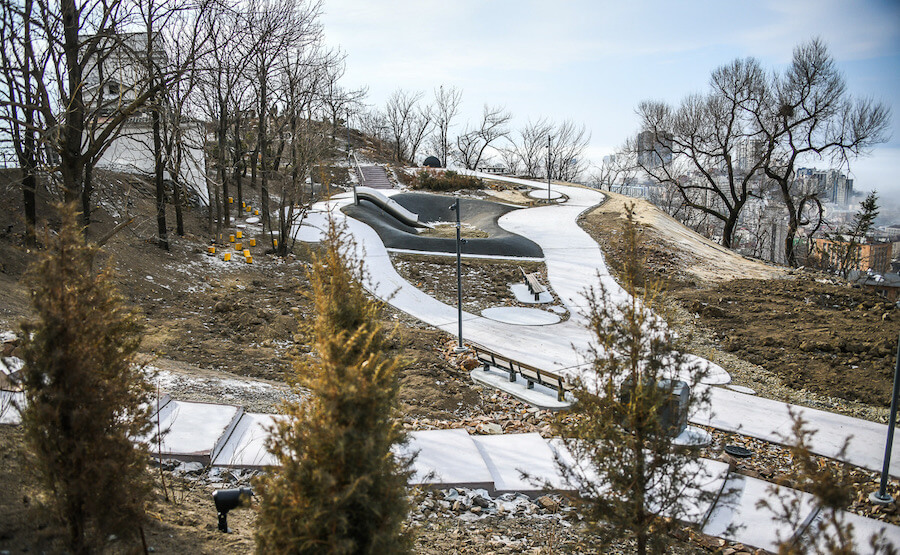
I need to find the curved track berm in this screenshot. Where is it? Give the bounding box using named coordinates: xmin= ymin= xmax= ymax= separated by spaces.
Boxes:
xmin=342 ymin=191 xmax=544 ymax=258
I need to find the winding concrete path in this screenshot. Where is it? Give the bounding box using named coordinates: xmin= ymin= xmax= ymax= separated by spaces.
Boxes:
xmin=297 ymin=174 xmax=900 ymax=479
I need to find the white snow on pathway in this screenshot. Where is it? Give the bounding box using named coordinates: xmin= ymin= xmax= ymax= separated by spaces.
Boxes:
xmin=295 ymin=174 xmax=900 ymax=478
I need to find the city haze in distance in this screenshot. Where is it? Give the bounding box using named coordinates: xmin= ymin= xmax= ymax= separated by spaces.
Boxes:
xmin=321 ymin=0 xmax=900 ymax=214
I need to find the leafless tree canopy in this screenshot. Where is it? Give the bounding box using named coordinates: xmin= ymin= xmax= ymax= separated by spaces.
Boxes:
xmin=502 ymin=118 xmax=589 ymax=182
xmin=636 ymin=57 xmax=768 ymax=248
xmin=755 ymin=38 xmax=891 ymax=266
xmin=455 ymin=104 xmax=511 ymax=170
xmin=384 ymin=88 xmax=431 ymax=164
xmin=430 ymin=85 xmax=461 ymax=167
xmin=635 ymin=39 xmax=890 ymax=261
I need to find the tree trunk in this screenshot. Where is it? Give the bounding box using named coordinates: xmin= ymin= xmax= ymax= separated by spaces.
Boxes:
xmin=250 ymin=143 xmax=259 ymax=190
xmin=213 ymin=177 xmax=222 ymax=241
xmin=82 ymin=164 xmax=93 ymax=230
xmin=217 ymin=105 xmax=230 ymax=227
xmin=233 ymin=114 xmax=243 ymax=209
xmin=722 ymin=213 xmax=739 ymax=249
xmin=258 ymin=73 xmax=271 ymax=240
xmin=778 ymin=181 xmax=799 ymax=267
xmin=21 ymin=0 xmax=37 ymax=247
xmin=152 ymin=103 xmax=168 ymax=250
xmin=22 ymin=172 xmax=36 ymax=247
xmin=784 ymin=211 xmax=799 ymax=268
xmin=173 ymin=182 xmax=184 ymax=236
xmin=60 ymin=0 xmax=85 ymax=213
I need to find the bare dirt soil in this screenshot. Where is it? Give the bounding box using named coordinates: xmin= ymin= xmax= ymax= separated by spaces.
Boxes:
xmin=390 ymin=253 xmax=568 ymax=316
xmin=580 ymin=191 xmax=900 ymax=414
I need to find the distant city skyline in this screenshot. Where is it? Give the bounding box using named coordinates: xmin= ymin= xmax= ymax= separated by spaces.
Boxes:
xmin=321 ymin=0 xmax=900 ymax=215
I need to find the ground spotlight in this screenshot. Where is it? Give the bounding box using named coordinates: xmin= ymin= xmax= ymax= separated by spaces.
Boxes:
xmin=213 ymin=487 xmax=253 ymax=533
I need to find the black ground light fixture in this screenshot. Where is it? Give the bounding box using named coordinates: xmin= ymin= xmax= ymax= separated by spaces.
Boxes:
xmin=213 ymin=487 xmax=253 ymax=532
xmin=871 ymin=330 xmax=900 ymax=505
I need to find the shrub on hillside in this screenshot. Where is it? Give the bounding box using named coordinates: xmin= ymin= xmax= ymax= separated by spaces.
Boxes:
xmin=410 ymin=169 xmax=483 ymax=191
xmin=254 ymin=218 xmax=413 ymax=554
xmin=19 ymin=204 xmax=151 ymax=554
xmin=552 ymin=204 xmax=712 ymax=555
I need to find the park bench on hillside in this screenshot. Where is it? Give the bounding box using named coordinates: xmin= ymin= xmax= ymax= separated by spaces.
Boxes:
xmin=519 ymin=267 xmax=546 ymax=301
xmin=470 ymin=343 xmax=571 ymax=402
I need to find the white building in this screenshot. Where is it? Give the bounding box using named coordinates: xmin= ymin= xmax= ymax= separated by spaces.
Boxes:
xmin=84 ymin=33 xmax=208 ymax=205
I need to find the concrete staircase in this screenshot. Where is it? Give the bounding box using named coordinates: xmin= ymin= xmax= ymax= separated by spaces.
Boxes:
xmin=359 ymin=165 xmax=392 ymax=189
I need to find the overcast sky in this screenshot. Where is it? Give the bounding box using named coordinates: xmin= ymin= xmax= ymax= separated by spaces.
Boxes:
xmin=320 ymin=0 xmax=900 ymax=209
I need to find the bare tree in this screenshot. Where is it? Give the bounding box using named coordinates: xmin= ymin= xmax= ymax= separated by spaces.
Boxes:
xmin=273 ymin=42 xmax=336 ymax=256
xmin=160 ymin=16 xmax=208 ymax=238
xmin=359 ymin=108 xmax=390 ymax=144
xmin=0 ymin=0 xmax=213 ymax=244
xmin=384 ymin=88 xmax=425 ymax=164
xmin=320 ymin=63 xmax=366 ymax=148
xmin=0 ymin=0 xmax=41 ymax=246
xmin=636 ymin=57 xmax=768 ymax=248
xmin=455 ymin=104 xmax=511 ymax=170
xmin=406 ymin=102 xmax=432 ymax=165
xmin=195 ymin=2 xmax=244 ymax=234
xmin=547 ymin=119 xmax=590 ymax=182
xmin=515 ymin=117 xmax=553 ymax=178
xmin=754 ymin=38 xmax=891 ymax=266
xmin=592 ymin=146 xmax=636 ymax=191
xmin=247 ymin=0 xmax=323 ymax=245
xmin=496 ymin=144 xmax=521 ymax=176
xmin=431 ymin=85 xmax=461 ymax=167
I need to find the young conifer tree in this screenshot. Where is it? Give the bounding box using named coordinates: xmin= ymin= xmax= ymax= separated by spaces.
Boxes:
xmin=758 ymin=410 xmax=896 ymax=554
xmin=552 ymin=204 xmax=711 ymax=555
xmin=19 ymin=204 xmax=151 ymax=554
xmin=254 ymin=217 xmax=413 ymax=554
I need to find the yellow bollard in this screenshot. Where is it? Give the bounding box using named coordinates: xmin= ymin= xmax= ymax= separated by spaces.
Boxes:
xmin=228 ymin=197 xmax=233 ymax=204
xmin=243 ymin=249 xmax=251 ymax=257
xmin=242 ymin=202 xmax=246 ymax=208
xmin=273 ymin=239 xmax=278 ymax=248
xmin=249 ymin=238 xmax=256 ymax=247
xmin=236 ymin=230 xmax=243 ymax=239
xmin=207 ymin=246 xmax=216 ymax=255
xmin=246 ymin=205 xmax=252 ymax=213
xmin=246 ymin=255 xmax=253 ymax=264
xmin=235 ymin=242 xmax=242 ymax=250
xmin=229 ymin=234 xmax=235 ymax=243
xmin=253 ymin=209 xmax=259 ymax=215
xmin=223 ymin=252 xmax=231 ymax=261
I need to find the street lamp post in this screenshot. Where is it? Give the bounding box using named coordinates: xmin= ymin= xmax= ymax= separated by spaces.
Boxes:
xmin=547 ymin=135 xmax=552 ymax=202
xmin=348 ymin=108 xmax=358 ymax=206
xmin=450 ymin=199 xmax=467 ymax=353
xmin=872 ymin=330 xmax=900 ymax=505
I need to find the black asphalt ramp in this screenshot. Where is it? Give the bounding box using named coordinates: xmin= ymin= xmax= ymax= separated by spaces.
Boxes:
xmin=342 ymin=192 xmax=543 ymax=258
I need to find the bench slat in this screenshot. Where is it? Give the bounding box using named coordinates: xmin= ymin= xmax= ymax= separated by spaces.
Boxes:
xmin=471 ymin=343 xmax=569 ymax=401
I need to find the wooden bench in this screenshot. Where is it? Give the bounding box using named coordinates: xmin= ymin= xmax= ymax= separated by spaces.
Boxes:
xmin=470 ymin=343 xmax=571 ymax=402
xmin=519 ymin=267 xmax=546 ymax=301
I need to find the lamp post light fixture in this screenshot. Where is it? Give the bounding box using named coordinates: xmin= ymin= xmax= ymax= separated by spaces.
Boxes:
xmin=348 ymin=108 xmax=359 ymax=206
xmin=871 ymin=330 xmax=900 ymax=505
xmin=450 ymin=198 xmax=467 ymax=353
xmin=547 ymin=135 xmax=552 ymax=202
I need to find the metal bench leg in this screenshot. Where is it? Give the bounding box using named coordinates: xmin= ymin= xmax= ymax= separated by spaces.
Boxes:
xmin=557 ymin=389 xmax=565 ymax=402
xmin=527 ymin=380 xmax=534 ymax=390
xmin=508 ymin=370 xmax=516 ymax=382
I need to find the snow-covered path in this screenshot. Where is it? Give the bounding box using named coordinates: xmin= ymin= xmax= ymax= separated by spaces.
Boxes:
xmin=297 ymin=175 xmax=900 ymax=478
